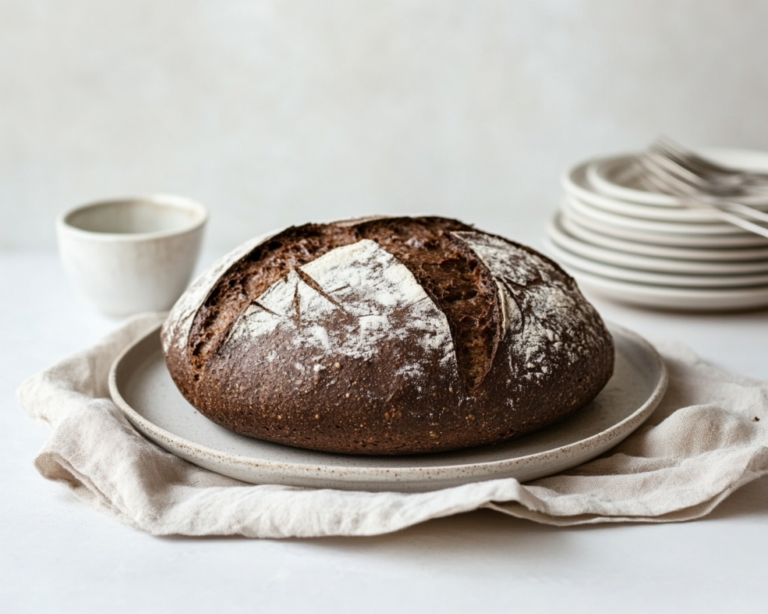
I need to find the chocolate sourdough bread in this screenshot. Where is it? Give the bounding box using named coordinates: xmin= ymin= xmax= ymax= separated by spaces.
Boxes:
xmin=162 ymin=216 xmax=614 ymax=455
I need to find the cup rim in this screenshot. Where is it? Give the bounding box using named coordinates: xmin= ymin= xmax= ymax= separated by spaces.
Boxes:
xmin=56 ymin=194 xmax=208 ymax=242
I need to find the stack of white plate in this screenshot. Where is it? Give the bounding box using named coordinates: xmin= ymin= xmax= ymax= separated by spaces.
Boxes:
xmin=545 ymin=148 xmax=768 ymax=311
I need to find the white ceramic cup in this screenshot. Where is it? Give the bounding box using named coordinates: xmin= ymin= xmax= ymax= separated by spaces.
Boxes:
xmin=57 ymin=194 xmax=207 ymax=316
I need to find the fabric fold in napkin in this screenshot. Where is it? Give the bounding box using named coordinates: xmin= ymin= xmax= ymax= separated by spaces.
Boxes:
xmin=18 ymin=313 xmax=768 ymax=537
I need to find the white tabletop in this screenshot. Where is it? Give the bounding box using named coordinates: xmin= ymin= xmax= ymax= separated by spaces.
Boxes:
xmin=2 ymin=250 xmax=767 ymax=614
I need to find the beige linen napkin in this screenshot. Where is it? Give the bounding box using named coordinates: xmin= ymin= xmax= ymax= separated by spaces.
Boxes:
xmin=18 ymin=313 xmax=768 ymax=537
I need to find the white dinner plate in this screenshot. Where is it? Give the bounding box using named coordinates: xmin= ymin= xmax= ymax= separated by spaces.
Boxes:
xmin=562 ymin=264 xmax=768 ymax=312
xmin=544 ymin=238 xmax=768 ymax=288
xmin=563 ymin=194 xmax=750 ymax=236
xmin=560 ymin=198 xmax=768 ymax=247
xmin=559 ymin=213 xmax=768 ymax=261
xmin=586 ymin=148 xmax=768 ymax=208
xmin=566 ymin=159 xmax=731 ymax=223
xmin=547 ymin=213 xmax=768 ymax=275
xmin=109 ymin=324 xmax=667 ymax=493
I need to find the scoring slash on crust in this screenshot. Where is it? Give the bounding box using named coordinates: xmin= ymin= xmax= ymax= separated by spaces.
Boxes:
xmin=224 ymin=239 xmax=457 ymax=384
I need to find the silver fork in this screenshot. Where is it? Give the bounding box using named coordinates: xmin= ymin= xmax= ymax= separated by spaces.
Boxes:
xmin=652 ymin=137 xmax=768 ymax=191
xmin=636 ymin=150 xmax=768 ymax=240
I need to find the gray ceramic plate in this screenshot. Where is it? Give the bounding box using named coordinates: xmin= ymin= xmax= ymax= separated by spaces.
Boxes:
xmin=109 ymin=323 xmax=667 ymax=492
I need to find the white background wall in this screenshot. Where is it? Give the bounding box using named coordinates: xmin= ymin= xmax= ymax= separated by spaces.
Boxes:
xmin=2 ymin=0 xmax=767 ymax=253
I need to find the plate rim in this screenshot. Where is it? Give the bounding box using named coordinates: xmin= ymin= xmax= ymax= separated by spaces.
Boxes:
xmin=559 ymin=211 xmax=768 ymax=261
xmin=563 ymin=194 xmax=747 ymax=235
xmin=547 ymin=213 xmax=768 ymax=275
xmin=579 ymin=160 xmax=743 ymax=221
xmin=561 ymin=202 xmax=768 ymax=247
xmin=560 ymin=197 xmax=768 ymax=247
xmin=544 ymin=236 xmax=768 ymax=288
xmin=562 ymin=260 xmax=768 ymax=301
xmin=564 ymin=158 xmax=734 ymax=222
xmin=109 ymin=322 xmax=668 ymax=487
xmin=587 ymin=149 xmax=768 ymax=208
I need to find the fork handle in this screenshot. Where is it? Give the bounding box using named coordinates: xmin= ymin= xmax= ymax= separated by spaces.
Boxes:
xmin=683 ymin=190 xmax=768 ymax=224
xmin=680 ymin=197 xmax=768 ymax=240
xmin=715 ymin=200 xmax=768 ymax=224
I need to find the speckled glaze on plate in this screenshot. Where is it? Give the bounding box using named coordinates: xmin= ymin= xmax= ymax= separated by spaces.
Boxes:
xmin=109 ymin=322 xmax=667 ymax=492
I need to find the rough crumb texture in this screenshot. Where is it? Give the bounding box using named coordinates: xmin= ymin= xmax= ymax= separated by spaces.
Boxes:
xmin=162 ymin=216 xmax=614 ymax=455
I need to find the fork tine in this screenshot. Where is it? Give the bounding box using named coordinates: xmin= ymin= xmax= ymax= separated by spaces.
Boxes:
xmin=654 ymin=136 xmax=768 ymax=186
xmin=641 ymin=152 xmax=708 ymax=195
xmin=656 ymin=137 xmax=706 ymax=163
xmin=650 ymin=140 xmax=762 ymax=195
xmin=653 ymin=137 xmax=727 ymax=176
xmin=634 ymin=149 xmax=768 ymax=236
xmin=647 ymin=148 xmax=712 ymax=188
xmin=651 ymin=140 xmax=733 ymax=187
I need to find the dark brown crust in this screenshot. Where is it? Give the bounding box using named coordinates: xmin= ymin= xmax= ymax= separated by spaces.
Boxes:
xmin=163 ymin=216 xmax=615 ymax=455
xmin=187 ymin=224 xmax=359 ymax=375
xmin=355 ymin=218 xmax=501 ymax=392
xmin=187 ymin=217 xmax=501 ymax=394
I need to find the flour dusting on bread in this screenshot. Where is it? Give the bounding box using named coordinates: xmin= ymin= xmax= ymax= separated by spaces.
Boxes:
xmin=226 ymin=240 xmax=457 ymax=381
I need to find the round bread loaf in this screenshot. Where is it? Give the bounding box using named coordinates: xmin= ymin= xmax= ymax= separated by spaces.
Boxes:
xmin=162 ymin=216 xmax=614 ymax=455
